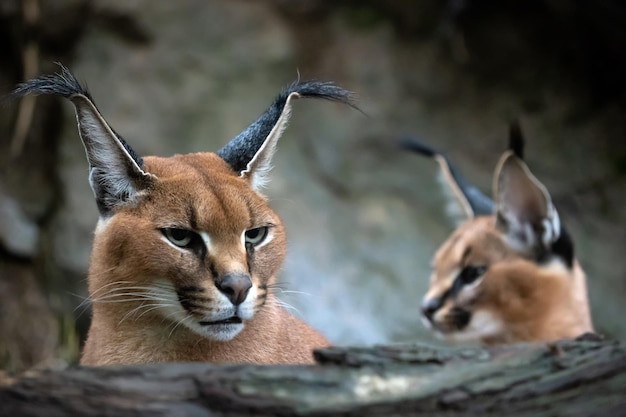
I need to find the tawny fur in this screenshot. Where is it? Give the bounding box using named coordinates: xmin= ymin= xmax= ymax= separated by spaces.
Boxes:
xmin=426 ymin=216 xmax=593 ymax=344
xmin=10 ymin=66 xmax=356 ymax=366
xmin=81 ymin=153 xmax=328 ymax=365
xmin=82 ymin=296 xmax=325 ymax=365
xmin=405 ymin=127 xmax=594 ymax=345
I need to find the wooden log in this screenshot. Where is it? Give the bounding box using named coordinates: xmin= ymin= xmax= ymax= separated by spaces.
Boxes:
xmin=1 ymin=334 xmax=625 ymax=416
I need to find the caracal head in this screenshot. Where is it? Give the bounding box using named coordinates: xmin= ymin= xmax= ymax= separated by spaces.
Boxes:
xmin=92 ymin=152 xmax=287 ymax=341
xmin=13 ymin=64 xmax=355 ymax=342
xmin=401 ymin=122 xmax=592 ymax=344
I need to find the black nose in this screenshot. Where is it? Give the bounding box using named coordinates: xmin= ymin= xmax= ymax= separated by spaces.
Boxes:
xmin=421 ymin=297 xmax=442 ymax=321
xmin=217 ymin=274 xmax=252 ymax=306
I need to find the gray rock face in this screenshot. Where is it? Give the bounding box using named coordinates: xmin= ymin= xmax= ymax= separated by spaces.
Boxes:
xmin=1 ymin=0 xmax=625 ymax=369
xmin=0 ymin=185 xmax=38 ymax=258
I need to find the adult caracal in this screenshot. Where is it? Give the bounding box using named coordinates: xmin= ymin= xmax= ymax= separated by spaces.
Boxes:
xmin=12 ymin=65 xmax=356 ymax=365
xmin=400 ymin=123 xmax=593 ymax=344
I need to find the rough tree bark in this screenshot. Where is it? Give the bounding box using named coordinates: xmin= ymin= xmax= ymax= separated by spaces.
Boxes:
xmin=0 ymin=334 xmax=625 ymax=417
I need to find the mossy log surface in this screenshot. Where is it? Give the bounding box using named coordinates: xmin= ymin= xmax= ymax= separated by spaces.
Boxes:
xmin=1 ymin=335 xmax=625 ymax=417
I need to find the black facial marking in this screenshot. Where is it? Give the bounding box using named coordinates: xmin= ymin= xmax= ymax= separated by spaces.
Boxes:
xmin=458 ymin=265 xmax=487 ymax=285
xmin=255 ymin=285 xmax=269 ymax=309
xmin=245 ymin=241 xmax=255 ymax=271
xmin=178 ymin=286 xmax=204 ymax=293
xmin=442 ymin=286 xmax=453 ymax=303
xmin=447 ymin=265 xmax=487 ymax=299
xmin=245 ymin=242 xmax=255 ymax=256
xmin=533 ymin=225 xmax=574 ymax=269
xmin=187 ymin=204 xmax=199 ymax=232
xmin=177 ymin=291 xmax=212 ymax=312
xmin=450 ymin=307 xmax=471 ymax=330
xmin=209 ymin=265 xmax=219 ymax=281
xmin=548 ymin=225 xmax=575 ymax=268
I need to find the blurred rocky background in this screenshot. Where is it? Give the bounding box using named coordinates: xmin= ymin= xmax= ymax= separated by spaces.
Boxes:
xmin=0 ymin=0 xmax=624 ymax=372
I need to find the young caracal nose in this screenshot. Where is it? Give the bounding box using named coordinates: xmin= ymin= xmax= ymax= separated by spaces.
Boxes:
xmin=400 ymin=122 xmax=593 ymax=344
xmin=12 ymin=65 xmax=356 ymax=365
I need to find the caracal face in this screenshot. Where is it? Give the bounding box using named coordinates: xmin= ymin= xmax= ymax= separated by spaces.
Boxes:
xmin=422 ymin=216 xmax=510 ymax=342
xmin=401 ymin=123 xmax=593 ymax=344
xmin=91 ymin=153 xmax=286 ymax=341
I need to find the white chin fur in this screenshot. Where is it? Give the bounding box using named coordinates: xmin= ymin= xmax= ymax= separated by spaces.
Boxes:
xmin=188 ymin=322 xmax=245 ymax=341
xmin=442 ymin=310 xmax=504 ymax=343
xmin=182 ymin=287 xmax=257 ymax=342
xmin=151 ymin=279 xmax=258 ymax=342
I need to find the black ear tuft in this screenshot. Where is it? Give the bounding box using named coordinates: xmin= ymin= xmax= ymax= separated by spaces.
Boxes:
xmin=397 ymin=137 xmax=437 ymax=157
xmin=508 ymin=119 xmax=525 ymax=159
xmin=400 ymin=137 xmax=494 ymax=221
xmin=217 ymin=80 xmax=357 ymax=190
xmin=11 ymin=64 xmax=151 ymax=216
xmin=11 ymin=64 xmax=144 ymax=170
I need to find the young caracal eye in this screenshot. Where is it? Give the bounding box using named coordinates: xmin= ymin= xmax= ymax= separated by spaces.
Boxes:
xmin=400 ymin=122 xmax=593 ymax=344
xmin=12 ymin=65 xmax=356 ymax=365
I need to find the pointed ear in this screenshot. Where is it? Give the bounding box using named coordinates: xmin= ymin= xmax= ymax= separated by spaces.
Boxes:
xmin=398 ymin=138 xmax=493 ymax=225
xmin=493 ymin=151 xmax=560 ymax=256
xmin=11 ymin=64 xmax=153 ymax=216
xmin=217 ymin=81 xmax=356 ymax=191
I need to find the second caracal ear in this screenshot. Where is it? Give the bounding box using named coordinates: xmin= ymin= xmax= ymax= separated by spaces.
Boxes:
xmin=493 ymin=124 xmax=560 ymax=256
xmin=11 ymin=64 xmax=153 ymax=217
xmin=217 ymin=81 xmax=356 ymax=191
xmin=398 ymin=137 xmax=493 ymax=224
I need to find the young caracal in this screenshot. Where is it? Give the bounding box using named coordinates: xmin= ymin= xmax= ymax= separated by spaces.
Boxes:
xmin=400 ymin=123 xmax=593 ymax=344
xmin=13 ymin=65 xmax=355 ymax=365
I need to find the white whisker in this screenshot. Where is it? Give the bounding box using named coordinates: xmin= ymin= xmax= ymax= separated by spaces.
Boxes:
xmin=167 ymin=314 xmax=191 ymax=339
xmin=88 ymin=280 xmax=135 ymax=297
xmin=268 ymin=298 xmax=301 ymax=315
xmin=273 ymin=289 xmax=314 ymax=297
xmin=118 ymin=303 xmax=178 ymax=325
xmin=118 ymin=302 xmax=149 ymax=325
xmin=71 ymin=293 xmax=92 ymax=313
xmin=91 ymin=293 xmax=174 ymax=303
xmin=135 ymin=304 xmax=176 ymax=320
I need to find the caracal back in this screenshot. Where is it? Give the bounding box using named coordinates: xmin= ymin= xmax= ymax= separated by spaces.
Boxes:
xmin=12 ymin=65 xmax=356 ymax=365
xmin=400 ymin=123 xmax=593 ymax=344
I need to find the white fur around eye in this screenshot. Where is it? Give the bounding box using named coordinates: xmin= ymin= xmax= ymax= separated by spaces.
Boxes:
xmin=457 ymin=278 xmax=484 ymax=304
xmin=199 ymin=232 xmax=213 ymax=252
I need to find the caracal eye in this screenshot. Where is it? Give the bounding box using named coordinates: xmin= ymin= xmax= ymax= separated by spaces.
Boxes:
xmin=459 ymin=265 xmax=488 ymax=285
xmin=245 ymin=227 xmax=268 ymax=246
xmin=162 ymin=228 xmax=195 ymax=248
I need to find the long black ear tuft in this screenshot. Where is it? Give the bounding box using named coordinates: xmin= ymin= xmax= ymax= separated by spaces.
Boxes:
xmin=398 ymin=137 xmax=494 ymax=222
xmin=217 ymin=81 xmax=357 ymax=191
xmin=10 ymin=64 xmax=152 ymax=216
xmin=508 ymin=119 xmax=525 ymax=159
